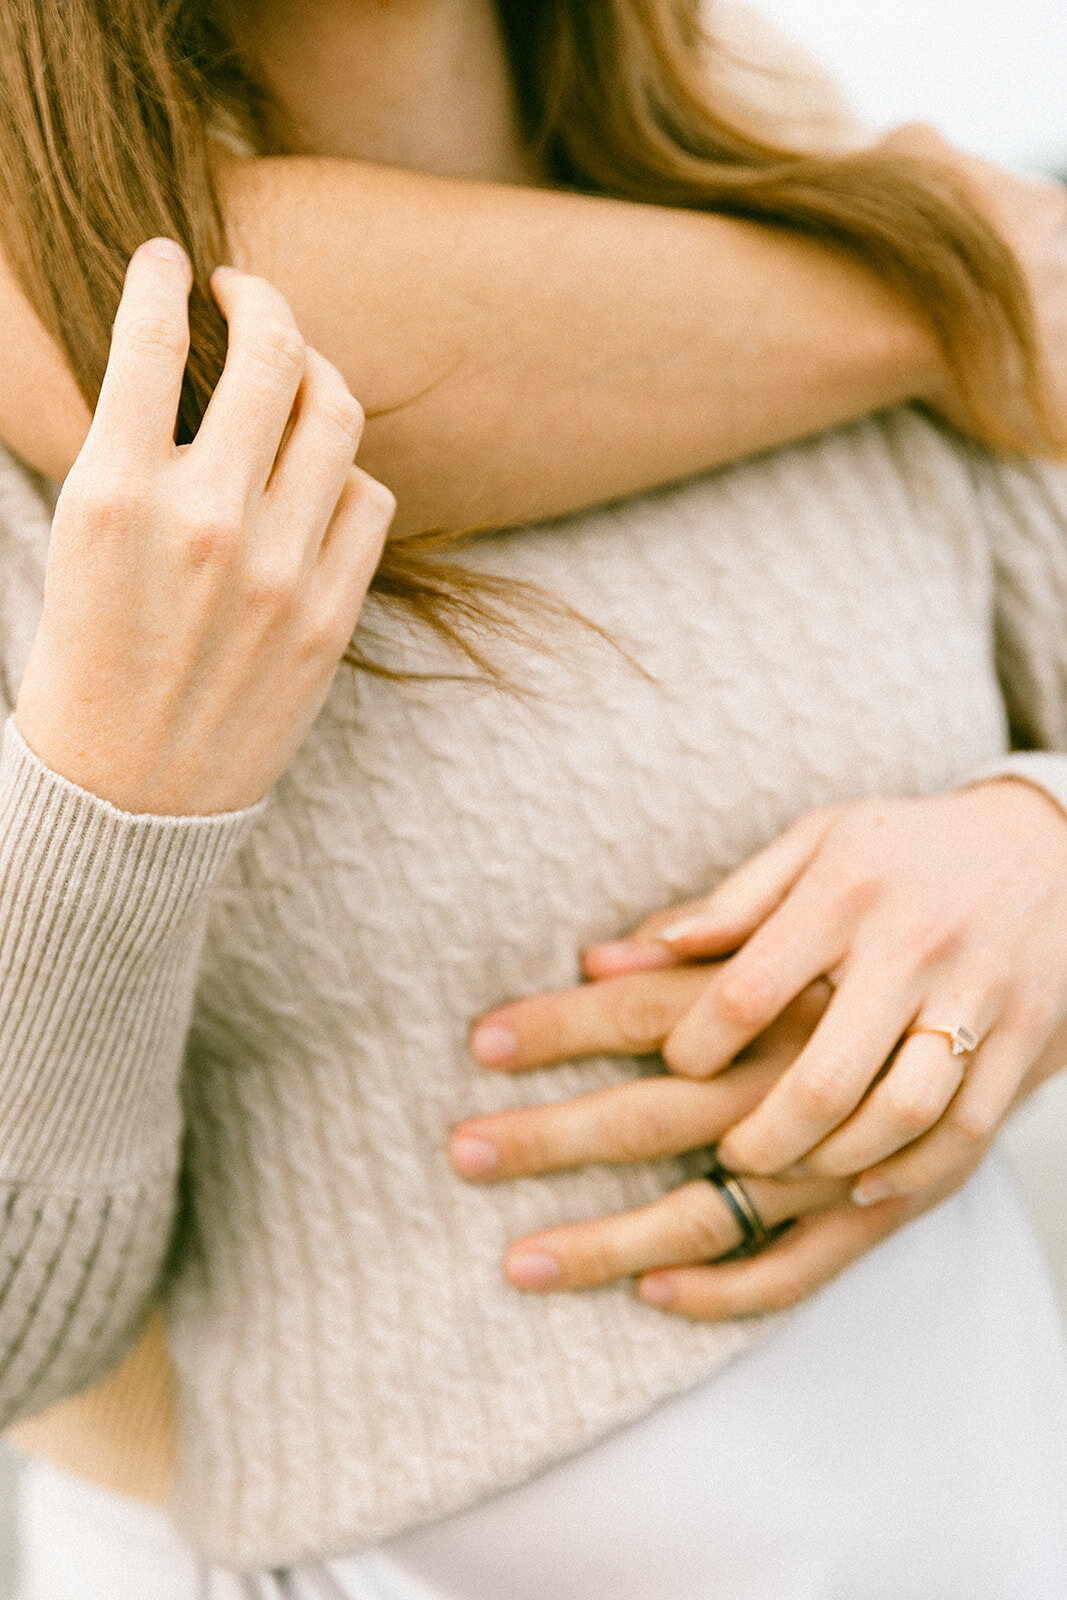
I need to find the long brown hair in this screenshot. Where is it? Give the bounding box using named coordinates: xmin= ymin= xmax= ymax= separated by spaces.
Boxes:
xmin=0 ymin=0 xmax=1055 ymax=669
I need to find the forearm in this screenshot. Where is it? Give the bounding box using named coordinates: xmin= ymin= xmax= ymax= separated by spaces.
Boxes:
xmin=0 ymin=158 xmax=942 ymax=528
xmin=0 ymin=716 xmax=257 ymax=1424
xmin=225 ymin=159 xmax=943 ymax=535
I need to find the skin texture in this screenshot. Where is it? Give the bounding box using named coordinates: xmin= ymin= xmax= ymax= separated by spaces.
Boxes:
xmin=0 ymin=166 xmax=940 ymax=536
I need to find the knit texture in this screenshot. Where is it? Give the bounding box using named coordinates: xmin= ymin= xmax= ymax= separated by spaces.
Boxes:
xmin=1 ymin=406 xmax=1067 ymax=1567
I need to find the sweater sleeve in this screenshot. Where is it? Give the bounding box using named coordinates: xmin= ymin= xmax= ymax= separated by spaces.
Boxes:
xmin=972 ymin=452 xmax=1067 ymax=753
xmin=957 ymin=451 xmax=1067 ymax=816
xmin=0 ymin=714 xmax=261 ymax=1424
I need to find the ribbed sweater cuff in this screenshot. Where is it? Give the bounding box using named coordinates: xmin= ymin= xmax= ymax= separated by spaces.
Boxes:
xmin=964 ymin=751 xmax=1067 ymax=821
xmin=0 ymin=716 xmax=263 ymax=1185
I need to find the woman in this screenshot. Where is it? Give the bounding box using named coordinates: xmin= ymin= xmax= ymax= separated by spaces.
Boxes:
xmin=3 ymin=1 xmax=1067 ymax=1596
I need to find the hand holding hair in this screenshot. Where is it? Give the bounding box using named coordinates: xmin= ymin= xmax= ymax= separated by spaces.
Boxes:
xmin=15 ymin=240 xmax=394 ymax=816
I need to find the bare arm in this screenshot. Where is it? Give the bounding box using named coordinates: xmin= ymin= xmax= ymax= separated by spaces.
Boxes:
xmin=0 ymin=157 xmax=939 ymax=532
xmin=222 ymin=159 xmax=942 ymax=536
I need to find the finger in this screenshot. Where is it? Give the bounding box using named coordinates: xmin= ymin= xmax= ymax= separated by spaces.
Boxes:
xmin=449 ymin=1058 xmax=783 ymax=1181
xmin=90 ymin=239 xmax=192 ymax=461
xmin=851 ymin=1024 xmax=1025 ymax=1203
xmin=194 ymin=266 xmax=307 ymax=498
xmin=582 ymin=809 xmax=834 ymax=979
xmin=659 ymin=867 xmax=848 ymax=1080
xmin=636 ymin=1198 xmax=909 ymax=1319
xmin=312 ymin=466 xmax=393 ymax=591
xmin=267 ymin=350 xmax=366 ymax=547
xmin=580 ymin=940 xmax=680 ymax=980
xmin=801 ymin=1029 xmax=976 ymax=1178
xmin=469 ymin=967 xmax=714 ymax=1071
xmin=303 ymin=468 xmax=393 ymax=655
xmin=503 ymin=1173 xmax=848 ymax=1291
xmin=713 ymin=964 xmax=920 ymax=1174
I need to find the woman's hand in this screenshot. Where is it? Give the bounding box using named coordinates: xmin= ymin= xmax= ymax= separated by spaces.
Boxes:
xmin=578 ymin=780 xmax=1067 ymax=1204
xmin=450 ymin=779 xmax=1067 ymax=1317
xmin=452 ymin=979 xmax=980 ymax=1315
xmin=14 ymin=238 xmax=395 ymax=815
xmin=451 ymin=986 xmax=868 ymax=1300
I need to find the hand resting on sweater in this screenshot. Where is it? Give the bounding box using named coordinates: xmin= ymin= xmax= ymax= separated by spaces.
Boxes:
xmin=451 ymin=778 xmax=1067 ymax=1319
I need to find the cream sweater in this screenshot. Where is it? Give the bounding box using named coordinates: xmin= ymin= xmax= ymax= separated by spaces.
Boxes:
xmin=1 ymin=410 xmax=1067 ymax=1567
xmin=3 ymin=3 xmax=1067 ymax=1572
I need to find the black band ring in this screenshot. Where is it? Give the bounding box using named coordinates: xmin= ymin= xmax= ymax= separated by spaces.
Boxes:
xmin=705 ymin=1158 xmax=768 ymax=1258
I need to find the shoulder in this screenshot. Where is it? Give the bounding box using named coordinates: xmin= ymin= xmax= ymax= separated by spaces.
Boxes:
xmin=701 ymin=0 xmax=871 ymax=154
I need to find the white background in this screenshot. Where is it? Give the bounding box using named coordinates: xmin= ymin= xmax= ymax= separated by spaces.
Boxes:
xmin=755 ymin=0 xmax=1067 ymax=169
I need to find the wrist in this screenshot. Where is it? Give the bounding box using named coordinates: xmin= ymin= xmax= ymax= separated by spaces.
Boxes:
xmin=12 ymin=704 xmax=253 ymax=820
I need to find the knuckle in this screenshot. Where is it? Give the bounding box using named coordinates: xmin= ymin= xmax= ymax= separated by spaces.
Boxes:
xmin=179 ymin=499 xmax=244 ymax=567
xmin=576 ymin=1234 xmax=624 ymax=1285
xmin=244 ymin=553 xmax=301 ymax=615
xmin=880 ymin=1081 xmax=944 ymax=1136
xmin=795 ymin=1054 xmax=857 ymax=1120
xmin=490 ymin=1115 xmax=547 ymax=1174
xmin=676 ymin=1186 xmax=731 ymax=1259
xmin=518 ymin=1119 xmax=560 ymax=1173
xmin=947 ymin=1099 xmax=997 ymax=1146
xmin=828 ymin=862 xmax=884 ymax=919
xmin=117 ymin=313 xmax=187 ymax=361
xmin=593 ymin=1101 xmax=656 ymax=1164
xmin=898 ymin=912 xmax=964 ymax=972
xmin=612 ymin=987 xmax=675 ymax=1052
xmin=247 ymin=319 xmax=306 ymax=380
xmin=61 ymin=471 xmax=145 ymax=528
xmin=359 ymin=475 xmax=397 ymax=528
xmin=712 ymin=964 xmax=776 ymax=1032
xmin=318 ymin=393 xmax=365 ymax=446
xmin=661 ymin=1034 xmax=703 ymax=1078
xmin=346 ymin=468 xmax=396 ymax=531
xmin=311 ymin=366 xmax=365 ymax=443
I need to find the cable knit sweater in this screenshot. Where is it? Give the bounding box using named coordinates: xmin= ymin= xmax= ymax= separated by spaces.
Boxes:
xmin=1 ymin=409 xmax=1067 ymax=1567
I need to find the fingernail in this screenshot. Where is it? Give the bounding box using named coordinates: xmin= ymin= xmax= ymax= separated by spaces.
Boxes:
xmin=140 ymin=237 xmax=189 ymax=267
xmin=470 ymin=1023 xmax=518 ymax=1067
xmin=851 ymin=1176 xmax=893 ymax=1207
xmin=450 ymin=1136 xmax=499 ymax=1179
xmin=638 ymin=1276 xmax=676 ymax=1307
xmin=657 ymin=914 xmax=717 ymax=944
xmin=507 ymin=1250 xmax=561 ymax=1290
